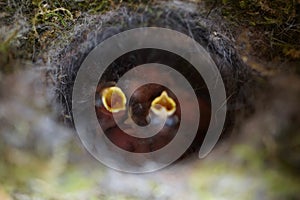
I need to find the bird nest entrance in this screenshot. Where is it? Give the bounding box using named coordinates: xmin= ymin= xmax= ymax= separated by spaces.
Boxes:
xmin=52 ymin=3 xmax=252 ymax=157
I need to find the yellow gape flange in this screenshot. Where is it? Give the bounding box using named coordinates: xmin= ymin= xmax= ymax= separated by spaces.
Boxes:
xmin=101 ymin=86 xmax=127 ymax=113
xmin=150 ymin=91 xmax=176 ymax=116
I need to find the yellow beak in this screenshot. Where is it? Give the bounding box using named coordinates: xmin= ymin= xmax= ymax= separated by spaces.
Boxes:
xmin=101 ymin=86 xmax=127 ymax=113
xmin=150 ymin=91 xmax=176 ymax=117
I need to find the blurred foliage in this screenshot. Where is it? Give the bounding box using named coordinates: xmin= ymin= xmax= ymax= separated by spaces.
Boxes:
xmin=190 ymin=143 xmax=300 ymax=200
xmin=0 ymin=148 xmax=103 ymax=199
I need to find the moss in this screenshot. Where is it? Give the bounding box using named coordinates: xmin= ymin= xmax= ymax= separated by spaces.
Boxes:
xmin=221 ymin=0 xmax=296 ymax=25
xmin=189 ymin=142 xmax=300 ymax=199
xmin=0 ymin=0 xmax=299 ymax=199
xmin=0 ymin=142 xmax=105 ymax=199
xmin=0 ymin=149 xmax=51 ymax=193
xmin=1 ymin=0 xmax=153 ymax=63
xmin=204 ymin=0 xmax=300 ymax=63
xmin=0 ymin=30 xmax=19 ymax=74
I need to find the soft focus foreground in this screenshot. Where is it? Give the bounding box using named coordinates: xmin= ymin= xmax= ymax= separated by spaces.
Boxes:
xmin=1 ymin=0 xmax=300 ymax=199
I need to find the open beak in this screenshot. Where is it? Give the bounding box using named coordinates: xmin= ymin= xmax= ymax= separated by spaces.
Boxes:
xmin=150 ymin=91 xmax=176 ymax=117
xmin=124 ymin=90 xmax=177 ymax=127
xmin=101 ymin=86 xmax=127 ymax=113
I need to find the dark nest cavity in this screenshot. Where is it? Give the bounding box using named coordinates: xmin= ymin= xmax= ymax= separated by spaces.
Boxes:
xmin=50 ymin=3 xmax=254 ymax=153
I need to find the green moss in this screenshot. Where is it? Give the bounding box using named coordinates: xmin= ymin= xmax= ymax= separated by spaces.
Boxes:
xmin=0 ymin=150 xmax=50 ymax=193
xmin=220 ymin=0 xmax=295 ymax=25
xmin=0 ymin=0 xmax=153 ymax=63
xmin=189 ymin=142 xmax=300 ymax=199
xmin=205 ymin=0 xmax=300 ymax=62
xmin=0 ymin=142 xmax=106 ymax=199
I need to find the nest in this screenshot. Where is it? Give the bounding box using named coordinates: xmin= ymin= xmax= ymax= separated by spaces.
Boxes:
xmin=48 ymin=2 xmax=254 ymax=153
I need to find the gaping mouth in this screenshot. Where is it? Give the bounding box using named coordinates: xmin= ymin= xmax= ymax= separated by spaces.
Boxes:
xmin=95 ymin=82 xmax=183 ymax=153
xmin=101 ymin=86 xmax=127 ymax=113
xmin=150 ymin=91 xmax=177 ymax=117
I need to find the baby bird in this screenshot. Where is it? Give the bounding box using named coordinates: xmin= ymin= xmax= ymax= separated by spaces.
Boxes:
xmin=95 ymin=76 xmax=211 ymax=154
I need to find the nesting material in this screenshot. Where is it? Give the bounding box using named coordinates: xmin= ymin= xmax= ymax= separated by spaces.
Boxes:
xmin=51 ymin=3 xmax=253 ymax=154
